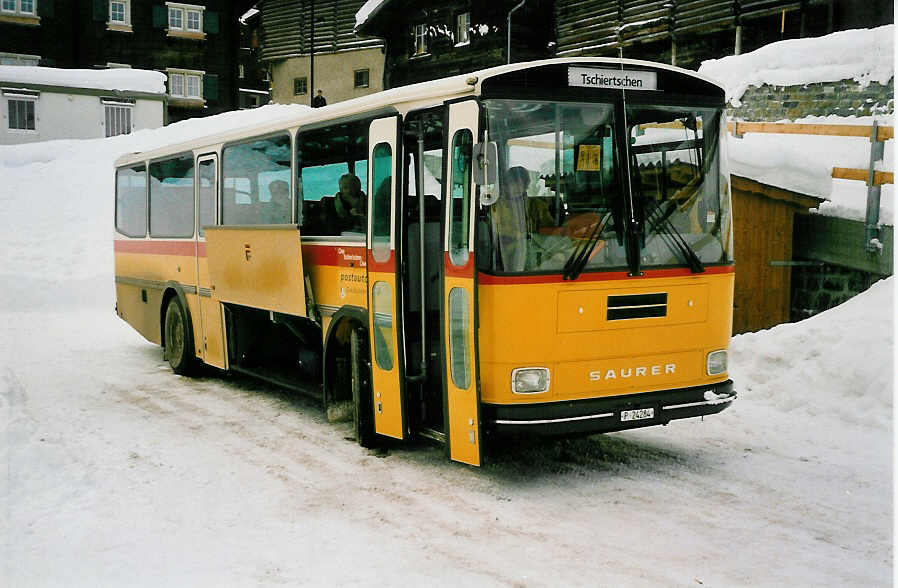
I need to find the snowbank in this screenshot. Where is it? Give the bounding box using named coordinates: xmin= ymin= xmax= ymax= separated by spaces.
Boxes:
xmin=0 ymin=104 xmax=310 ymax=290
xmin=729 ymin=277 xmax=893 ymax=430
xmin=699 ymin=25 xmax=894 ymax=105
xmin=0 ymin=65 xmax=168 ymax=95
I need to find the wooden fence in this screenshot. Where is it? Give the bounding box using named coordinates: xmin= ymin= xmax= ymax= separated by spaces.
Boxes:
xmin=726 ymin=121 xmax=894 ymax=186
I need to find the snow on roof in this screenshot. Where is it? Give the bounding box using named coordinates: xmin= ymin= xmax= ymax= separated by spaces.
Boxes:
xmin=239 ymin=6 xmax=259 ymax=24
xmin=698 ymin=25 xmax=894 ymax=105
xmin=355 ymin=0 xmax=389 ymax=30
xmin=0 ymin=66 xmax=167 ymax=95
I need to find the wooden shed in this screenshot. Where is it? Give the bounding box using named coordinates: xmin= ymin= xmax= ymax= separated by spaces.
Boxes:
xmin=730 ymin=175 xmax=825 ymax=334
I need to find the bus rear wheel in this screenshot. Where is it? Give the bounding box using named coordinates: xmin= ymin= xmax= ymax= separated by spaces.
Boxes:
xmin=164 ymin=296 xmax=196 ymax=376
xmin=350 ymin=327 xmax=376 ymax=448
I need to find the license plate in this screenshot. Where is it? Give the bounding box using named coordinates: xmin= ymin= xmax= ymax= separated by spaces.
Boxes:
xmin=620 ymin=408 xmax=654 ymax=422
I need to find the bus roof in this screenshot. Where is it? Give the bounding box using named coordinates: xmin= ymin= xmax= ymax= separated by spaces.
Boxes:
xmin=114 ymin=57 xmax=724 ymax=169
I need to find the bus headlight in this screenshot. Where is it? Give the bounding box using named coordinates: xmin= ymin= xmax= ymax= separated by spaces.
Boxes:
xmin=706 ymin=350 xmax=728 ymax=375
xmin=512 ymin=367 xmax=550 ymax=394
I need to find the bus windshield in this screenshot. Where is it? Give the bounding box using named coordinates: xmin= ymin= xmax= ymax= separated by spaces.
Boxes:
xmin=479 ymin=99 xmax=731 ymax=275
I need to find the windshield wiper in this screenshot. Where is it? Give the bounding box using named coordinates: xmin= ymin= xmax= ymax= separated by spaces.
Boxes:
xmin=646 ymin=201 xmax=705 ymax=273
xmin=563 ymin=211 xmax=613 ymax=280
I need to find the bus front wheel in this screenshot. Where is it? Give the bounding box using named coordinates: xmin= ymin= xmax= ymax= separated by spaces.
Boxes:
xmin=164 ymin=296 xmax=196 ymax=376
xmin=350 ymin=327 xmax=376 ymax=448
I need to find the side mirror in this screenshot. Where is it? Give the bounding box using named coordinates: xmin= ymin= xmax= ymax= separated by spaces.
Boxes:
xmin=472 ymin=141 xmax=498 ymax=186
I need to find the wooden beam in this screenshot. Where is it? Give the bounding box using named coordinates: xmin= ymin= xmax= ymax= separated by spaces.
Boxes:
xmin=831 ymin=167 xmax=894 ymax=186
xmin=728 ymin=121 xmax=894 ymax=140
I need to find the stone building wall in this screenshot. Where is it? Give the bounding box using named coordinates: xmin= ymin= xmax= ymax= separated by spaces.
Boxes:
xmin=726 ymin=78 xmax=894 ymax=121
xmin=790 ymin=263 xmax=887 ymax=321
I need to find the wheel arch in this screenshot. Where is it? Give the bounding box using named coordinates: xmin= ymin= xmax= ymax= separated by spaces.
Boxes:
xmin=322 ymin=305 xmax=369 ymax=412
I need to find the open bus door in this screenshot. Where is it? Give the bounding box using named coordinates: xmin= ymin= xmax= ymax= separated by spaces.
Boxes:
xmin=442 ymin=99 xmax=482 ymax=466
xmin=194 ymin=153 xmax=227 ymax=369
xmin=366 ymin=116 xmax=407 ymax=440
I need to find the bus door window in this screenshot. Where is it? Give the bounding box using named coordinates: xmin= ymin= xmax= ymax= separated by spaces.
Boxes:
xmin=221 ymin=133 xmax=291 ymax=225
xmin=149 ymin=154 xmax=195 ymax=238
xmin=297 ymin=121 xmax=369 ymax=238
xmin=197 ymin=157 xmax=216 ymax=236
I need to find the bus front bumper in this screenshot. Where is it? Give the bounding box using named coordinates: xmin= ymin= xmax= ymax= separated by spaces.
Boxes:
xmin=482 ymin=380 xmax=735 ymax=437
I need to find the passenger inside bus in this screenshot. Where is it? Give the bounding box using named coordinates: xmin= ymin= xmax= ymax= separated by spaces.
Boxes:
xmin=318 ymin=173 xmax=366 ymax=234
xmin=491 ymin=166 xmax=552 ymax=272
xmin=266 ymin=179 xmax=292 ymax=224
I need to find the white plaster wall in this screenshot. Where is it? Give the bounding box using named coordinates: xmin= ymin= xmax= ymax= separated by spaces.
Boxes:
xmin=1 ymin=91 xmax=164 ymax=145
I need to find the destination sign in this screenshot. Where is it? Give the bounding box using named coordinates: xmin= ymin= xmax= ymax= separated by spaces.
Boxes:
xmin=568 ymin=67 xmax=659 ymax=91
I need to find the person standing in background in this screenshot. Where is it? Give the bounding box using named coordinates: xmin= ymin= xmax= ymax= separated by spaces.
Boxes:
xmin=312 ymin=90 xmax=327 ymax=108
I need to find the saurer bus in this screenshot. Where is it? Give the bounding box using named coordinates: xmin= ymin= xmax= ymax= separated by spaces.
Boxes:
xmin=114 ymin=58 xmax=736 ymax=466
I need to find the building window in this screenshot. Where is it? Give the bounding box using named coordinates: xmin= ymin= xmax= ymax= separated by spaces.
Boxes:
xmin=238 ymin=64 xmax=245 ymax=79
xmin=7 ymin=98 xmax=36 ymax=131
xmin=109 ymin=0 xmax=129 ymax=25
xmin=294 ymin=77 xmax=307 ymax=95
xmin=168 ymin=70 xmax=203 ymax=99
xmin=413 ymin=24 xmax=427 ymax=56
xmin=456 ymin=12 xmax=470 ymax=45
xmin=1 ymin=0 xmax=36 ymax=15
xmin=166 ymin=2 xmax=203 ymax=32
xmin=168 ymin=5 xmax=182 ymax=28
xmin=104 ymin=103 xmax=132 ymax=137
xmin=354 ymin=69 xmax=369 ymax=89
xmin=186 ymin=9 xmax=199 ymax=31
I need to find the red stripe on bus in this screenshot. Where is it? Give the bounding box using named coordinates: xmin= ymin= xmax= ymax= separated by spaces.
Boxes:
xmin=114 ymin=240 xmax=202 ymax=257
xmin=301 ymin=243 xmax=367 ymax=267
xmin=477 ymin=265 xmax=736 ymax=285
xmin=443 ymin=251 xmax=475 ymax=278
xmin=366 ymin=249 xmax=395 ymax=273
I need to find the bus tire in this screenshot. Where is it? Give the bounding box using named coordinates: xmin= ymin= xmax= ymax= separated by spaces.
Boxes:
xmin=350 ymin=327 xmax=376 ymax=448
xmin=164 ymin=296 xmax=196 ymax=376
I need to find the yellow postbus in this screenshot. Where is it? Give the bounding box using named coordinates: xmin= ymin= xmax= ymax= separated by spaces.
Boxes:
xmin=114 ymin=58 xmax=735 ymax=466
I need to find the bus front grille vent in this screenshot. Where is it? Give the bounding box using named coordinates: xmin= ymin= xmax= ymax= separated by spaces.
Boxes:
xmin=607 ymin=293 xmax=668 ymax=321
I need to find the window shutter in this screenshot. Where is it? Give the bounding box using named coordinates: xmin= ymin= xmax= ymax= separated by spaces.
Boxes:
xmin=203 ymin=74 xmax=219 ymax=100
xmin=152 ymin=4 xmax=167 ymax=28
xmin=39 ymin=0 xmax=54 ymax=18
xmin=92 ymin=0 xmax=106 ymax=21
xmin=203 ymin=11 xmax=219 ymax=34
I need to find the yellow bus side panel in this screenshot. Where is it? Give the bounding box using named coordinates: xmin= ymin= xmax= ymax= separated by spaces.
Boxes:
xmin=115 ymin=282 xmax=164 ymax=345
xmin=115 ymin=249 xmax=200 ymax=346
xmin=478 ymin=272 xmax=734 ymax=405
xmin=205 ymin=227 xmax=307 ymax=317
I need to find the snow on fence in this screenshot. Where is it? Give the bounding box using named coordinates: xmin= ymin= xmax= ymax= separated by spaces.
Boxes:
xmin=727 ymin=120 xmax=892 ymax=252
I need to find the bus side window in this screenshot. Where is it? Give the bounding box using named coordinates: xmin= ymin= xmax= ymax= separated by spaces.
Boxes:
xmin=116 ymin=165 xmax=147 ymax=238
xmin=297 ymin=121 xmax=369 ymax=238
xmin=149 ymin=154 xmax=195 ymax=238
xmin=222 ymin=133 xmax=292 ymax=225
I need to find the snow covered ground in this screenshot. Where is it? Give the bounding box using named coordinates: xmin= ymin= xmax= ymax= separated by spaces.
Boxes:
xmin=1 ymin=107 xmax=893 ymax=586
